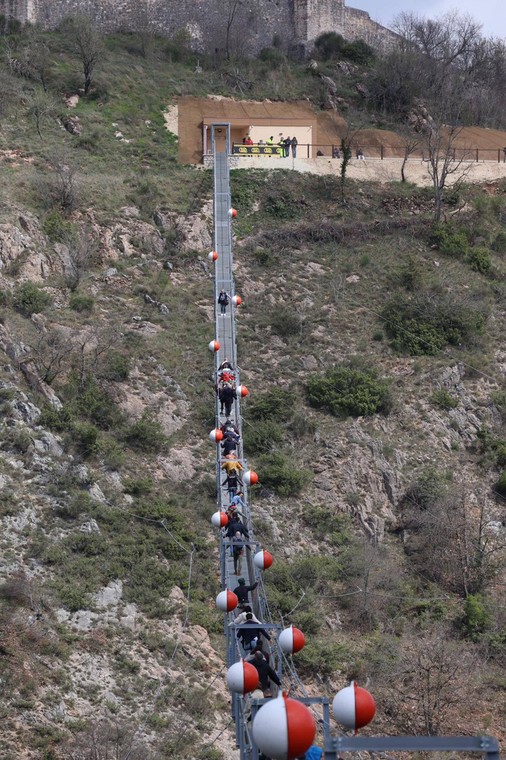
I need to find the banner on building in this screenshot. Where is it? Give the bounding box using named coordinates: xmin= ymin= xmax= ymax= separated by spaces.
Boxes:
xmin=233 ymin=145 xmax=284 ymax=156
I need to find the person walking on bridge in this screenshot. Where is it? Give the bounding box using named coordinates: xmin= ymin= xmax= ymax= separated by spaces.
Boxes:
xmin=221 ymin=455 xmax=243 ymax=476
xmin=250 ymin=650 xmax=281 ymax=694
xmin=219 ymin=383 xmax=236 ymax=416
xmin=233 ymin=577 xmax=258 ymax=605
xmin=223 ymin=470 xmax=242 ymax=501
xmin=218 ymin=289 xmax=229 ymax=315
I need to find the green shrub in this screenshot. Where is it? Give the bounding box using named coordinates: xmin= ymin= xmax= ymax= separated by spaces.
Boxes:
xmin=429 ymin=224 xmax=469 ymax=257
xmin=123 ymin=477 xmax=154 ymax=496
xmin=342 ymin=39 xmax=375 ymax=64
xmin=491 ymin=231 xmax=506 ymax=253
xmin=259 ymin=47 xmax=285 ymax=67
xmin=262 ymin=194 xmax=297 ymax=219
xmin=382 ymin=293 xmax=485 ymax=355
xmin=314 ymin=31 xmax=345 ymax=59
xmin=404 ymin=468 xmax=450 ymax=510
xmin=55 ymin=491 xmax=96 ymax=520
xmin=301 ymin=505 xmax=353 ymax=547
xmin=306 ymin=364 xmax=391 ymax=417
xmin=491 ymin=390 xmax=506 ymax=422
xmin=494 ymin=470 xmax=506 ymax=496
xmin=430 ymin=389 xmax=459 ymax=410
xmin=72 ymin=421 xmax=100 ymax=458
xmin=270 ymin=306 xmax=301 ymax=337
xmin=467 ymin=246 xmax=492 ymax=273
xmin=64 ymin=377 xmax=122 ymax=430
xmin=461 ymin=594 xmax=491 ymax=641
xmin=257 ymin=452 xmax=310 ymax=496
xmin=244 ymin=419 xmax=284 ymax=454
xmin=69 ymin=292 xmax=94 ymax=313
xmin=496 ymin=444 xmax=506 ymax=467
xmin=101 ymin=352 xmax=130 ymax=381
xmin=296 ymin=638 xmax=348 ymax=678
xmin=13 ymin=282 xmax=52 ymax=316
xmin=247 ymin=388 xmax=294 ymax=422
xmin=124 ymin=411 xmax=167 ymax=452
xmin=41 ymin=211 xmax=76 ymax=243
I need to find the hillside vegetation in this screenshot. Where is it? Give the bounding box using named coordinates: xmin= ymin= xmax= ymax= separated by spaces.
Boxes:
xmin=0 ymin=22 xmax=505 ymax=760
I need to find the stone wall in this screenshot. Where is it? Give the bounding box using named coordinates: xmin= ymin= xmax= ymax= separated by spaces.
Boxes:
xmin=1 ymin=0 xmax=397 ymax=55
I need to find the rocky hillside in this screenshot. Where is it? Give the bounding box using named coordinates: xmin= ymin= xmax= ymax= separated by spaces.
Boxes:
xmin=0 ymin=27 xmax=505 ymax=760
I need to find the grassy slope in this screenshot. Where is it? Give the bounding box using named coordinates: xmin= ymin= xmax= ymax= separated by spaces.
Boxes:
xmin=0 ymin=30 xmax=505 ymax=758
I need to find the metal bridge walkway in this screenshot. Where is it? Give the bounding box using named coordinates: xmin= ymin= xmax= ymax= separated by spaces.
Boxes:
xmin=207 ymin=125 xmax=501 ymax=760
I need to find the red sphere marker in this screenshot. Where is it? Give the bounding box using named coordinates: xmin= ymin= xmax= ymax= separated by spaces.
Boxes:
xmin=244 ymin=470 xmax=258 ymax=486
xmin=226 ymin=660 xmax=260 ymax=694
xmin=232 ymin=294 xmax=242 ymax=306
xmin=216 ymin=589 xmax=238 ymax=612
xmin=208 ymin=339 xmax=220 ymax=352
xmin=228 ymin=208 xmax=238 ymax=218
xmin=237 ymin=385 xmax=249 ymax=398
xmin=279 ymin=625 xmax=305 ymax=654
xmin=211 ymin=511 xmax=228 ymax=528
xmin=253 ymin=549 xmax=273 ymax=570
xmin=252 ymin=692 xmax=315 ymax=760
xmin=209 ymin=428 xmax=224 ymax=442
xmin=332 ymin=681 xmax=376 ymax=731
xmin=208 ymin=250 xmax=219 ymax=261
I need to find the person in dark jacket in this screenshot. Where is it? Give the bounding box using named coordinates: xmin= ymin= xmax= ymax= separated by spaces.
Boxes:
xmin=237 ymin=614 xmax=271 ymax=651
xmin=250 ymin=650 xmax=281 ymax=692
xmin=233 ymin=577 xmax=257 ymax=604
xmin=218 ymin=289 xmax=229 ymax=315
xmin=220 ymin=418 xmax=239 ymax=436
xmin=219 ymin=383 xmax=236 ymax=416
xmin=221 ymin=430 xmax=240 ymax=456
xmin=222 ymin=471 xmax=242 ymax=501
xmin=226 ymin=519 xmax=249 ymax=541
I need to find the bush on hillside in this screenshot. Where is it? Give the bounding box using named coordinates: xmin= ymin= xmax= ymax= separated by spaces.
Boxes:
xmin=306 ymin=364 xmax=391 ymax=417
xmin=495 ymin=470 xmax=506 ymax=496
xmin=257 ymin=452 xmax=310 ymax=496
xmin=270 ymin=305 xmax=301 ymax=337
xmin=247 ymin=388 xmax=294 ymax=422
xmin=491 ymin=231 xmax=506 ymax=253
xmin=382 ymin=293 xmax=485 ymax=355
xmin=13 ymin=282 xmax=52 ymax=316
xmin=429 ymin=224 xmax=469 ymax=258
xmin=69 ymin=292 xmax=94 ymax=313
xmin=467 ymin=246 xmax=492 ymax=274
xmin=124 ymin=411 xmax=167 ymax=452
xmin=259 ymin=47 xmax=285 ymax=68
xmin=244 ymin=419 xmax=284 ymax=454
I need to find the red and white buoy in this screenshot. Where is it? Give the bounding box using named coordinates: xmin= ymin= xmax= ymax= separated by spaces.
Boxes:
xmin=228 ymin=208 xmax=238 ymax=218
xmin=332 ymin=681 xmax=376 ymax=731
xmin=211 ymin=511 xmax=228 ymax=528
xmin=209 ymin=428 xmax=224 ymax=442
xmin=216 ymin=589 xmax=238 ymax=612
xmin=232 ymin=295 xmax=242 ymax=306
xmin=237 ymin=385 xmax=249 ymax=398
xmin=244 ymin=470 xmax=258 ymax=486
xmin=226 ymin=660 xmax=260 ymax=694
xmin=208 ymin=250 xmax=219 ymax=262
xmin=278 ymin=625 xmax=305 ymax=654
xmin=253 ymin=549 xmax=273 ymax=570
xmin=208 ymin=339 xmax=220 ymax=352
xmin=252 ymin=692 xmax=316 ymax=760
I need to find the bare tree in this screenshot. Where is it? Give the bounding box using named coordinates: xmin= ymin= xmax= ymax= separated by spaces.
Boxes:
xmin=61 ymin=15 xmax=104 ymax=95
xmin=383 ymin=626 xmax=476 ymax=735
xmin=131 ymin=0 xmax=157 ymax=59
xmin=26 ymin=87 xmax=57 ymax=139
xmin=33 ymin=328 xmax=72 ymax=385
xmin=397 ymin=128 xmax=421 ymax=182
xmin=225 ymin=0 xmax=243 ymax=60
xmin=65 ymin=227 xmax=97 ymax=291
xmin=403 ymin=484 xmax=505 ymax=596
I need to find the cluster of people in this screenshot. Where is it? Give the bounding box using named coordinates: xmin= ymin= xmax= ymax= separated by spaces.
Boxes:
xmin=216 ymin=360 xmax=237 ymax=417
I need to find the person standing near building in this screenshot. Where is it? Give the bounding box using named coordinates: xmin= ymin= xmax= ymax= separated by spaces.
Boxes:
xmin=291 ymin=136 xmax=298 ymax=158
xmin=284 ymin=136 xmax=291 ymax=157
